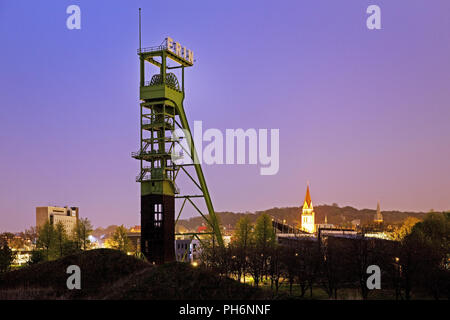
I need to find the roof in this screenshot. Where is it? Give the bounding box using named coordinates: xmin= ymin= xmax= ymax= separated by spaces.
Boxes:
xmin=304 ymin=185 xmax=312 ymax=206
xmin=302 ymin=184 xmax=313 ymax=210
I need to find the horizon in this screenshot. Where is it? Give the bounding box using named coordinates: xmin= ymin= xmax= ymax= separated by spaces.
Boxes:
xmin=1 ymin=1 xmax=449 ymax=232
xmin=1 ymin=201 xmax=439 ymax=234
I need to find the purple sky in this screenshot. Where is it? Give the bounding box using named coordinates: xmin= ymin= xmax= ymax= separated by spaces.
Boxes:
xmin=0 ymin=1 xmax=449 ymax=232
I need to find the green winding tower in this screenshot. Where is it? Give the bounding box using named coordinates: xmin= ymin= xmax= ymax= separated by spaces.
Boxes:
xmin=132 ymin=37 xmax=223 ymax=264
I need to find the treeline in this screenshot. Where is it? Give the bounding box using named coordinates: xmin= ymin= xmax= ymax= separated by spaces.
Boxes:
xmin=178 ymin=205 xmax=429 ymax=231
xmin=30 ymin=218 xmax=93 ymax=264
xmin=0 ymin=227 xmax=39 ymax=272
xmin=103 ymin=225 xmax=133 ymax=254
xmin=0 ymin=222 xmax=141 ymax=273
xmin=200 ymin=212 xmax=449 ymax=300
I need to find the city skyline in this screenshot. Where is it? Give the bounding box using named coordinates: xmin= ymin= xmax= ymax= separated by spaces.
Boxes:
xmin=1 ymin=1 xmax=450 ymax=232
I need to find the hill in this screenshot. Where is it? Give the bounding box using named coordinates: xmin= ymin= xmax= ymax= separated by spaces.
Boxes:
xmin=177 ymin=205 xmax=430 ymax=231
xmin=0 ymin=249 xmax=267 ymax=300
xmin=91 ymin=224 xmax=119 ymax=240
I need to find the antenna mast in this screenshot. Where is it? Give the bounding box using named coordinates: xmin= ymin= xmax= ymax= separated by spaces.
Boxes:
xmin=139 ymin=8 xmax=142 ymax=51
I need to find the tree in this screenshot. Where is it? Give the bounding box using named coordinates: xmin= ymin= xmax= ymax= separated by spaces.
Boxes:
xmin=246 ymin=246 xmax=265 ymax=287
xmin=36 ymin=221 xmax=55 ymax=260
xmin=23 ymin=226 xmax=38 ymax=244
xmin=0 ymin=238 xmax=15 ymax=272
xmin=267 ymin=245 xmax=284 ymax=293
xmin=341 ymin=237 xmax=392 ymax=300
xmin=109 ymin=225 xmax=131 ymax=253
xmin=296 ymin=240 xmax=321 ymax=298
xmin=54 ymin=221 xmax=68 ymax=258
xmin=409 ymin=212 xmax=449 ymax=253
xmin=253 ymin=214 xmax=276 ymax=282
xmin=232 ymin=217 xmax=253 ymax=250
xmin=1 ymin=233 xmax=15 ymax=243
xmin=198 ymin=237 xmax=220 ymax=272
xmin=389 ymin=217 xmax=421 ymax=241
xmin=9 ymin=237 xmax=25 ymax=250
xmin=319 ymin=237 xmax=348 ymax=299
xmin=280 ymin=246 xmax=298 ymax=295
xmin=27 ymin=249 xmax=45 ymax=265
xmin=403 ymin=212 xmax=450 ymax=299
xmin=254 ymin=214 xmax=276 ymax=251
xmin=73 ymin=218 xmax=93 ymax=250
xmin=231 ymin=217 xmax=253 ymax=282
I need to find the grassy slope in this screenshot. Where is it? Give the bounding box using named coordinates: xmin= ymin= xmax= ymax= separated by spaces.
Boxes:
xmin=102 ymin=262 xmax=267 ymax=300
xmin=0 ymin=249 xmax=267 ymax=300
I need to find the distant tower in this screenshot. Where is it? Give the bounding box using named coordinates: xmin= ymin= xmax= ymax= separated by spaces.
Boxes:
xmin=374 ymin=201 xmax=383 ymax=223
xmin=301 ymin=184 xmax=315 ymax=233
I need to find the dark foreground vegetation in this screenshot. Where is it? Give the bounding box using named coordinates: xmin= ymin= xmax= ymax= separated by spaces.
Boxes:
xmin=1 ymin=212 xmax=448 ymax=300
xmin=201 ymin=212 xmax=450 ymax=300
xmin=0 ymin=249 xmax=267 ymax=300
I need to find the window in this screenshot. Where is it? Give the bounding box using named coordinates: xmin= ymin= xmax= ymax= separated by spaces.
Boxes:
xmin=154 ymin=203 xmax=163 ymax=227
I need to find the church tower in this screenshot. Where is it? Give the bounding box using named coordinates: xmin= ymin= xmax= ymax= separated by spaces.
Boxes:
xmin=301 ymin=184 xmax=315 ymax=233
xmin=374 ymin=201 xmax=383 ymax=223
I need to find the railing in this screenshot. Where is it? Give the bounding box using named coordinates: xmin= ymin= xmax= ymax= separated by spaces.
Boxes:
xmin=135 ymin=171 xmax=181 ymax=193
xmin=131 ymin=149 xmax=158 ymax=156
xmin=137 ymin=44 xmax=166 ymax=54
xmin=271 ymin=216 xmax=303 ymax=234
xmin=132 ymin=150 xmax=183 ymax=159
xmin=142 ymin=119 xmax=174 ymax=127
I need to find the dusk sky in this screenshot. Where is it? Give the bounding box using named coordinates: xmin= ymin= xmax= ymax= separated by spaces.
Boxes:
xmin=1 ymin=0 xmax=449 ymax=232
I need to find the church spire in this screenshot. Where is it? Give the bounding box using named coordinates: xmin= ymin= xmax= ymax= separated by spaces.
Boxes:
xmin=374 ymin=201 xmax=383 ymax=223
xmin=301 ymin=182 xmax=315 ymax=233
xmin=303 ymin=183 xmax=313 ymax=209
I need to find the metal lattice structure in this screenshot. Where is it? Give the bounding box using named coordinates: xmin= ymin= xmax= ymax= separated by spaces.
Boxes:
xmin=132 ymin=37 xmax=223 ymax=264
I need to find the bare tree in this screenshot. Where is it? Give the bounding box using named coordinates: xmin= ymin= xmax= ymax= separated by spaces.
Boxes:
xmin=73 ymin=218 xmax=93 ymax=250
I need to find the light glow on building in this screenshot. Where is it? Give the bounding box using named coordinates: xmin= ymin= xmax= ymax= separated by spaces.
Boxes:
xmin=301 ymin=184 xmax=315 ymax=233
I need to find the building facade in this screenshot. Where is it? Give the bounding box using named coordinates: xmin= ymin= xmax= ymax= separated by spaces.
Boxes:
xmin=175 ymin=239 xmax=201 ymax=263
xmin=36 ymin=206 xmax=79 ymax=233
